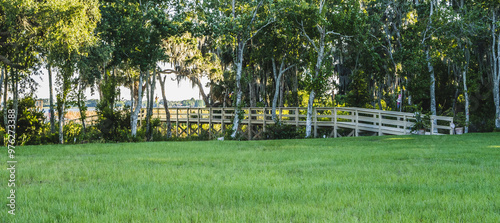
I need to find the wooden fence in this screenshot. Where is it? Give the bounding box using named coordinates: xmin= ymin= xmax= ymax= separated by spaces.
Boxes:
xmin=70 ymin=107 xmax=455 ymax=140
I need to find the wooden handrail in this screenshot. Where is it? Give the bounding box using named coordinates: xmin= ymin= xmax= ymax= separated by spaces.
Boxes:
xmin=69 ymin=107 xmax=455 ymax=135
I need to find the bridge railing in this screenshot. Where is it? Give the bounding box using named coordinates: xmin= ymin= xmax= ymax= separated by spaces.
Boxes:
xmin=71 ymin=107 xmax=455 ymax=135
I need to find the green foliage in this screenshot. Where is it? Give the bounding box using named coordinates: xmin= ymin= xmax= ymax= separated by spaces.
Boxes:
xmin=63 ymin=122 xmax=82 ymax=143
xmin=409 ymin=105 xmax=430 ymax=132
xmin=96 ymin=76 xmax=131 ymax=141
xmin=264 ymin=122 xmax=302 ymax=140
xmin=1 ymin=96 xmax=46 ymax=145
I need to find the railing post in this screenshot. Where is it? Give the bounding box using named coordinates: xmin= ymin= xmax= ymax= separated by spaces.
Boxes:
xmin=209 ymin=107 xmax=212 ymax=139
xmin=263 ymin=108 xmax=266 ymax=135
xmin=295 ymin=107 xmax=299 ymax=127
xmin=221 ymin=108 xmax=225 ymax=135
xmin=139 ymin=109 xmax=142 ymax=127
xmin=248 ymin=108 xmax=252 ymax=140
xmin=355 ymin=109 xmax=359 ymax=137
xmin=176 ymin=108 xmax=179 ymax=138
xmin=334 ymin=107 xmax=337 ymax=138
xmin=279 ymin=107 xmax=283 ymax=123
xmin=187 ymin=108 xmax=190 ymax=137
xmin=430 ymin=116 xmax=434 ymax=135
xmin=378 ymin=111 xmax=382 ymax=136
xmin=197 ymin=108 xmax=201 ymax=136
xmin=314 ymin=107 xmax=318 ymax=138
xmin=450 ymin=118 xmax=454 ymax=135
xmin=404 ymin=115 xmax=407 ymax=135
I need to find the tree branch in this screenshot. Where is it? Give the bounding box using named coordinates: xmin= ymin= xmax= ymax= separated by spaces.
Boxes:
xmin=244 ymin=18 xmax=274 ymax=43
xmin=0 ymin=55 xmax=23 ymax=69
xmin=280 ymin=64 xmax=296 ymax=75
xmin=248 ymin=0 xmax=264 ymax=29
xmin=319 ymin=0 xmax=325 ymax=14
xmin=325 ymin=31 xmax=353 ymax=38
xmin=157 ymin=68 xmax=179 ymax=75
xmin=298 ymin=20 xmax=318 ymax=52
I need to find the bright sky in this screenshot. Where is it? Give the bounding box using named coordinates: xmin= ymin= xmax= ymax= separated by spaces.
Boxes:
xmin=34 ymin=63 xmax=210 ymax=102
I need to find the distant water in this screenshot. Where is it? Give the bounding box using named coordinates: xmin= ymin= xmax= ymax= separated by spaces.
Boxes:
xmin=42 ymin=107 xmax=97 ymax=113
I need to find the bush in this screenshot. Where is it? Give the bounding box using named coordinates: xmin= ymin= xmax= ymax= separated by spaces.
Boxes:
xmin=1 ymin=96 xmax=47 ymax=145
xmin=63 ymin=122 xmax=82 ymax=143
xmin=264 ymin=122 xmax=301 ymax=140
xmin=96 ymin=106 xmax=131 ymax=142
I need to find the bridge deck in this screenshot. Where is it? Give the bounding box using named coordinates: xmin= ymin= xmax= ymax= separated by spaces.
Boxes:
xmin=72 ymin=107 xmax=455 ymax=139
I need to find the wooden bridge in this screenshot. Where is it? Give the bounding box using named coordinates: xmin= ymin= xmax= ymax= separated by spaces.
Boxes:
xmin=72 ymin=107 xmax=455 ymax=140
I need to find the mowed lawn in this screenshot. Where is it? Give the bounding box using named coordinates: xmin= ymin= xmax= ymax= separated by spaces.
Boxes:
xmin=1 ymin=133 xmax=500 ymax=222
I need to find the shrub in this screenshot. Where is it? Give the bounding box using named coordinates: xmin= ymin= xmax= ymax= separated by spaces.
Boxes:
xmin=264 ymin=121 xmax=301 ymax=140
xmin=1 ymin=96 xmax=47 ymax=145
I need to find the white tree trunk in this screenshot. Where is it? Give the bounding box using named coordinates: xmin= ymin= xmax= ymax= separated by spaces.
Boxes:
xmin=59 ymin=106 xmax=64 ymax=144
xmin=494 ymin=77 xmax=500 ymax=128
xmin=146 ymin=68 xmax=156 ymax=140
xmin=3 ymin=69 xmax=7 ymax=127
xmin=271 ymin=58 xmax=280 ymax=122
xmin=491 ymin=10 xmax=500 ymax=129
xmin=305 ymin=89 xmax=315 ymax=138
xmin=0 ymin=68 xmax=3 ymax=111
xmin=305 ymin=33 xmax=325 ymax=138
xmin=426 ymin=49 xmax=437 ymax=132
xmin=131 ymin=73 xmax=144 ymax=136
xmin=462 ymin=69 xmax=469 ymax=133
xmin=231 ymin=44 xmax=244 ymax=138
xmin=12 ymin=71 xmax=19 ymax=142
xmin=158 ymin=75 xmax=172 ymax=138
xmin=48 ymin=65 xmax=56 ymax=133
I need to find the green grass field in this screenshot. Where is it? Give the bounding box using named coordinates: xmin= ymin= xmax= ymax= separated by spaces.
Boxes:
xmin=1 ymin=133 xmax=500 ymax=222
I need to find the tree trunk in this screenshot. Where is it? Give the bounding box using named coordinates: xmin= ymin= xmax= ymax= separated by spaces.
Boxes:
xmin=305 ymin=89 xmax=315 ymax=138
xmin=3 ymin=68 xmax=7 ymax=127
xmin=494 ymin=79 xmax=500 ymax=129
xmin=279 ymin=76 xmax=285 ymax=108
xmin=0 ymin=67 xmax=4 ymax=111
xmin=78 ymin=82 xmax=86 ymax=134
xmin=158 ymin=75 xmax=172 ymax=138
xmin=48 ymin=65 xmax=56 ymax=133
xmin=11 ymin=70 xmax=19 ymax=143
xmin=145 ymin=71 xmax=151 ymax=139
xmin=59 ymin=102 xmax=65 ymax=144
xmin=57 ymin=73 xmax=70 ymax=145
xmin=146 ymin=69 xmax=156 ymax=141
xmin=231 ymin=42 xmax=245 ymax=138
xmin=377 ymin=84 xmax=383 ymax=110
xmin=463 ymin=69 xmax=469 ymax=133
xmin=263 ymin=69 xmax=268 ymax=106
xmin=426 ymin=48 xmax=437 ymax=132
xmin=305 ymin=32 xmax=325 ymax=138
xmin=493 ymin=11 xmax=500 ymax=129
xmin=194 ymin=77 xmax=210 ymax=107
xmin=271 ymin=58 xmax=294 ymax=121
xmin=249 ymin=79 xmax=256 ymax=107
xmin=131 ymin=72 xmax=145 ymax=136
xmin=271 ymin=58 xmax=280 ymax=121
xmin=292 ymin=67 xmax=299 ymax=106
xmin=130 ymin=76 xmax=134 ymax=128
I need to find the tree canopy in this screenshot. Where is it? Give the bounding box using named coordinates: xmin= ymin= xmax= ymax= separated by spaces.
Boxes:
xmin=2 ymin=0 xmax=500 ymax=144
